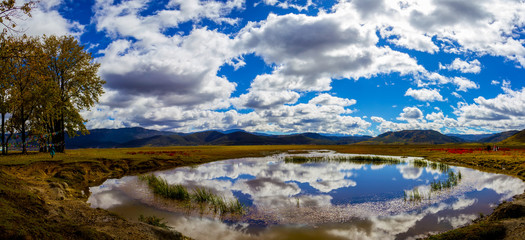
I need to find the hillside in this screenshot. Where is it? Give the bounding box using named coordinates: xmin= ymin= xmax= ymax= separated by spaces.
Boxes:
xmin=500 ymin=129 xmax=525 ymax=145
xmin=67 ymin=128 xmax=372 ymax=148
xmin=365 ymin=130 xmax=463 ymax=144
xmin=446 ymin=133 xmax=492 ymax=142
xmin=479 ymin=130 xmax=520 ymax=143
xmin=66 ymin=127 xmax=175 ymax=148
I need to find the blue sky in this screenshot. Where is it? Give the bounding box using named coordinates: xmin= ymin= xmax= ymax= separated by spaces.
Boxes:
xmin=14 ymin=0 xmax=525 ymax=136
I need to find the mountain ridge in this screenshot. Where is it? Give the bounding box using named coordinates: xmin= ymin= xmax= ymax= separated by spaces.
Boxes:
xmin=64 ymin=127 xmax=524 ymax=148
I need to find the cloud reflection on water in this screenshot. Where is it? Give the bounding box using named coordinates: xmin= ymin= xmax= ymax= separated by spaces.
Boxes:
xmin=88 ymin=152 xmax=525 ymax=240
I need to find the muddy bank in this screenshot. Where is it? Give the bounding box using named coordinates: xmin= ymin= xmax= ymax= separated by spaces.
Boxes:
xmin=0 ymin=158 xmax=199 ymax=240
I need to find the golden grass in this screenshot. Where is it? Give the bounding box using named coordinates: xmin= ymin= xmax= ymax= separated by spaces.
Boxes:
xmin=1 ymin=143 xmax=524 ymax=180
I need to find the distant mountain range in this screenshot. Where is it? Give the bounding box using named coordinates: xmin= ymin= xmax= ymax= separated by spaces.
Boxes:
xmin=361 ymin=130 xmax=463 ymax=144
xmin=64 ymin=127 xmax=525 ymax=149
xmin=65 ymin=127 xmax=372 ymax=148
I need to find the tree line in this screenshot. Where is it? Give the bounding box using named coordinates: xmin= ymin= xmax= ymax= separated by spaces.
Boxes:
xmin=0 ymin=34 xmax=105 ymax=154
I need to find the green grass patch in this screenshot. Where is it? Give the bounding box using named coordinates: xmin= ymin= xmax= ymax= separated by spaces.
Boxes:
xmin=138 ymin=215 xmax=171 ymax=230
xmin=139 ymin=174 xmax=245 ymax=216
xmin=284 ymin=155 xmax=404 ymax=165
xmin=430 ymin=170 xmax=461 ymax=192
xmin=139 ymin=175 xmax=190 ymax=201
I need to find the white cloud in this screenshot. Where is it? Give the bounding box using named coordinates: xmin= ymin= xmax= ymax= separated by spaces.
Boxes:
xmin=260 ymin=0 xmax=314 ymax=11
xmin=309 ymin=94 xmax=356 ymax=107
xmin=81 ymin=0 xmax=524 ymax=134
xmin=97 ymin=28 xmax=239 ymax=109
xmin=94 ymin=0 xmax=243 ymax=41
xmin=440 ymin=58 xmax=482 ymax=74
xmin=371 ymin=116 xmax=385 ymax=123
xmin=455 ymin=87 xmax=525 ymax=131
xmin=451 ymin=92 xmax=462 ymax=98
xmin=426 ymin=112 xmax=444 ymax=121
xmin=231 ymin=90 xmax=300 ymax=109
xmin=11 ymin=0 xmax=84 ymax=37
xmin=405 ymin=88 xmax=445 ymax=102
xmin=339 ymin=0 xmax=525 ymax=67
xmin=452 ymin=77 xmax=479 ymax=92
xmin=491 ymin=80 xmax=501 ymax=85
xmin=398 ymin=107 xmax=423 ymax=120
xmin=238 ymin=12 xmax=425 ymax=92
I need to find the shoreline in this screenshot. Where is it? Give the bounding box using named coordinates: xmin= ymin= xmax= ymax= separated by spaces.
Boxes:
xmin=0 ymin=145 xmax=523 ymax=239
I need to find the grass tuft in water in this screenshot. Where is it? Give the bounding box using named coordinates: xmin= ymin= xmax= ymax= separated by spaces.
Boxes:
xmin=430 ymin=170 xmax=461 ymax=192
xmin=193 ymin=187 xmax=216 ymax=203
xmin=138 ymin=214 xmax=171 ymax=230
xmin=139 ymin=174 xmax=245 ymax=216
xmin=284 ymin=155 xmax=404 ymax=165
xmin=404 ymin=188 xmax=423 ymax=202
xmin=405 ymin=169 xmax=462 ymax=203
xmin=139 ymin=174 xmax=190 ymax=201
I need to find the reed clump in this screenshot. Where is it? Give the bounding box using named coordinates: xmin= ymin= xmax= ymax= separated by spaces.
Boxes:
xmin=430 ymin=170 xmax=461 ymax=192
xmin=138 ymin=214 xmax=171 ymax=230
xmin=284 ymin=155 xmax=405 ymax=165
xmin=139 ymin=174 xmax=190 ymax=201
xmin=139 ymin=174 xmax=245 ymax=215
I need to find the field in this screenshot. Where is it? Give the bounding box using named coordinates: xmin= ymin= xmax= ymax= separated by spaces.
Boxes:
xmin=0 ymin=144 xmax=524 ymax=239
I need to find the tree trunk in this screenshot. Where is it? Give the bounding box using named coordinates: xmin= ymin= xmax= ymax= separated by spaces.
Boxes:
xmin=1 ymin=112 xmax=5 ymax=155
xmin=60 ymin=113 xmax=65 ymax=153
xmin=21 ymin=106 xmax=26 ymax=154
xmin=5 ymin=132 xmax=11 ymax=155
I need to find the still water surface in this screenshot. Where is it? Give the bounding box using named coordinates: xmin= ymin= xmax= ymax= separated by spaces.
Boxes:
xmin=88 ymin=151 xmax=525 ymax=240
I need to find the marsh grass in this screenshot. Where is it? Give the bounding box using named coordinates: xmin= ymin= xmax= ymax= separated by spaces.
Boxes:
xmin=140 ymin=174 xmax=245 ymax=216
xmin=193 ymin=187 xmax=215 ymax=203
xmin=139 ymin=175 xmax=190 ymax=201
xmin=138 ymin=214 xmax=171 ymax=230
xmin=405 ymin=169 xmax=462 ymax=203
xmin=430 ymin=170 xmax=461 ymax=192
xmin=284 ymin=155 xmax=404 ymax=165
xmin=412 ymin=159 xmax=450 ymax=173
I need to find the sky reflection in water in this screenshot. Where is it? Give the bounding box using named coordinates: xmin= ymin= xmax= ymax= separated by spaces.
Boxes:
xmin=88 ymin=151 xmax=525 ymax=240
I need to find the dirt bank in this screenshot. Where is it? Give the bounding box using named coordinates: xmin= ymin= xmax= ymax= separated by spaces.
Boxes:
xmin=0 ymin=158 xmax=197 ymax=240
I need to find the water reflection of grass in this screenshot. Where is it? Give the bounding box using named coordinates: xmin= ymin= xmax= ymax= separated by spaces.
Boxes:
xmin=284 ymin=155 xmax=405 ymax=165
xmin=139 ymin=175 xmax=245 ymax=216
xmin=412 ymin=159 xmax=450 ymax=173
xmin=404 ymin=169 xmax=462 ymax=203
xmin=430 ymin=170 xmax=461 ymax=192
xmin=138 ymin=214 xmax=171 ymax=230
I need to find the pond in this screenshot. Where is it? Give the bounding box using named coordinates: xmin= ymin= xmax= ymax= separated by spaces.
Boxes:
xmin=88 ymin=151 xmax=525 ymax=240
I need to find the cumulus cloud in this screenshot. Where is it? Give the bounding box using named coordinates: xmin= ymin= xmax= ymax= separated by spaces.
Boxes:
xmin=440 ymin=58 xmax=482 ymax=74
xmin=309 ymin=94 xmax=356 ymax=107
xmin=398 ymin=107 xmax=423 ymax=120
xmin=231 ymin=90 xmax=300 ymax=109
xmin=259 ymin=0 xmax=314 ymax=11
xmin=97 ymin=28 xmax=238 ymax=109
xmin=352 ymin=0 xmax=525 ymax=66
xmin=12 ymin=0 xmax=83 ymax=37
xmin=81 ymin=0 xmax=523 ymax=134
xmin=93 ymin=1 xmax=245 ymax=111
xmin=426 ymin=112 xmax=444 ymax=121
xmin=238 ymin=12 xmax=424 ymax=92
xmin=452 ymin=77 xmax=479 ymax=92
xmin=405 ymin=88 xmax=445 ymax=102
xmin=375 ymin=107 xmax=460 ymax=133
xmin=371 ymin=116 xmax=385 ymax=123
xmin=455 ymin=87 xmax=525 ymax=131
